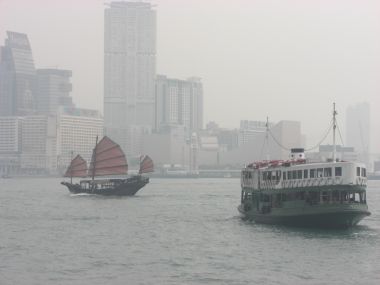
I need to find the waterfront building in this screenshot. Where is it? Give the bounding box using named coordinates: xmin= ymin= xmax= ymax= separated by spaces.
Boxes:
xmin=205 ymin=122 xmax=239 ymax=151
xmin=104 ymin=1 xmax=156 ymax=154
xmin=0 ymin=117 xmax=22 ymax=153
xmin=0 ymin=117 xmax=23 ymax=175
xmin=218 ymin=120 xmax=302 ymax=165
xmin=238 ymin=120 xmax=272 ymax=146
xmin=142 ymin=125 xmax=187 ymax=166
xmin=269 ymin=120 xmax=302 ymax=160
xmin=57 ymin=107 xmax=104 ymax=172
xmin=0 ymin=31 xmax=36 ymax=116
xmin=36 ymin=69 xmax=74 ymax=115
xmin=20 ymin=115 xmax=57 ymax=174
xmin=155 ymin=75 xmax=203 ymax=138
xmin=306 ymin=145 xmax=358 ymax=163
xmin=374 ymin=160 xmax=380 ymax=173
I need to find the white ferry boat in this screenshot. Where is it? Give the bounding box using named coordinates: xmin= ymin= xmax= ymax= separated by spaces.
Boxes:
xmin=238 ymin=105 xmax=370 ymax=228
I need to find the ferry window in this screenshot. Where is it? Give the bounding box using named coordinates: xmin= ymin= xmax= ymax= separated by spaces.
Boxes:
xmin=310 ymin=169 xmax=316 ymax=178
xmin=283 ymin=172 xmax=286 ymax=180
xmin=304 ymin=169 xmax=308 ymax=179
xmin=324 ymin=168 xmax=332 ymax=177
xmin=292 ymin=170 xmax=297 ymax=180
xmin=322 ymin=191 xmax=329 ymax=202
xmin=248 ymin=172 xmax=252 ymax=179
xmin=361 ymin=168 xmax=366 ymax=177
xmin=356 ymin=167 xmax=360 ymax=176
xmin=317 ymin=168 xmax=323 ymax=178
xmin=287 ymin=171 xmax=292 ymax=180
xmin=335 ymin=167 xmax=342 ymax=177
xmin=297 ymin=170 xmax=302 ymax=179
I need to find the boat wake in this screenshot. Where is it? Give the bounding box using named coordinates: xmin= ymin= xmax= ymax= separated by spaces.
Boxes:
xmin=70 ymin=193 xmax=94 ymax=197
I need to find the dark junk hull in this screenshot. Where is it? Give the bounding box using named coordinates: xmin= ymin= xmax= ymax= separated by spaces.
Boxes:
xmin=238 ymin=204 xmax=370 ymax=228
xmin=61 ymin=176 xmax=149 ymax=196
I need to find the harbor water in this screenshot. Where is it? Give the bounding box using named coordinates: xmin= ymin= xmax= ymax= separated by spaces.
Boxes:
xmin=1 ymin=178 xmax=379 ymax=285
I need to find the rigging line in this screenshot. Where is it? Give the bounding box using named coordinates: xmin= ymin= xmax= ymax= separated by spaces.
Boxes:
xmin=304 ymin=119 xmax=334 ymax=151
xmin=259 ymin=134 xmax=267 ymax=160
xmin=268 ymin=129 xmax=291 ymax=151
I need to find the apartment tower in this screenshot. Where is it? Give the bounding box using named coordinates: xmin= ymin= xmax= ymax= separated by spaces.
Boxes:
xmin=104 ymin=1 xmax=156 ymax=156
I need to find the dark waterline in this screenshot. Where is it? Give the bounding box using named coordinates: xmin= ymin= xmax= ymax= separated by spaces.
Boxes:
xmin=1 ymin=178 xmax=380 ymax=285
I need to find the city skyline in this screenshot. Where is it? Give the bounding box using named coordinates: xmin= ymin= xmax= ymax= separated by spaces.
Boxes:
xmin=0 ymin=0 xmax=379 ymax=154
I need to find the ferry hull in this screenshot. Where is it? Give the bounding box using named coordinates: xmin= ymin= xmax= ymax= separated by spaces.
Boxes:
xmin=61 ymin=176 xmax=149 ymax=196
xmin=238 ymin=205 xmax=370 ymax=228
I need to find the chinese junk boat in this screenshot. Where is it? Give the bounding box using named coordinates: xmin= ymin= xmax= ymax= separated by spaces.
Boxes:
xmin=61 ymin=136 xmax=153 ymax=196
xmin=238 ymin=104 xmax=370 ymax=228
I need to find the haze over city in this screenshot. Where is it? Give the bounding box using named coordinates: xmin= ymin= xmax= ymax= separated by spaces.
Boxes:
xmin=2 ymin=2 xmax=380 ymax=285
xmin=1 ymin=0 xmax=379 ymax=152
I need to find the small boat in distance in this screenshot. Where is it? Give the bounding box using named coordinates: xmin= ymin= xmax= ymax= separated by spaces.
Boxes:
xmin=61 ymin=136 xmax=153 ymax=196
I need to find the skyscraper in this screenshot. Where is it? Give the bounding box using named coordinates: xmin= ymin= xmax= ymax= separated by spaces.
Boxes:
xmin=104 ymin=1 xmax=156 ymax=155
xmin=0 ymin=31 xmax=36 ymax=116
xmin=346 ymin=102 xmax=370 ymax=164
xmin=155 ymin=75 xmax=203 ymax=138
xmin=36 ymin=69 xmax=74 ymax=115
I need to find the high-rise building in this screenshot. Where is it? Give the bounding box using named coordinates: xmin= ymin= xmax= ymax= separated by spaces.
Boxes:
xmin=0 ymin=31 xmax=36 ymax=116
xmin=104 ymin=1 xmax=156 ymax=155
xmin=36 ymin=69 xmax=74 ymax=115
xmin=155 ymin=75 xmax=203 ymax=137
xmin=346 ymin=102 xmax=370 ymax=160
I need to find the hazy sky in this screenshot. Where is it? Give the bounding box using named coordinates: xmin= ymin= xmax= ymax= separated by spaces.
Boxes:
xmin=1 ymin=0 xmax=379 ymax=153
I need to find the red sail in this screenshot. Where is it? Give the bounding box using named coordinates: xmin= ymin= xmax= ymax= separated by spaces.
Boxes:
xmin=64 ymin=155 xmax=87 ymax=177
xmin=88 ymin=136 xmax=128 ymax=177
xmin=139 ymin=155 xmax=154 ymax=174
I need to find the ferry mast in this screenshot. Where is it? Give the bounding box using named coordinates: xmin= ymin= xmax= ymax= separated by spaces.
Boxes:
xmin=332 ymin=103 xmax=337 ymax=163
